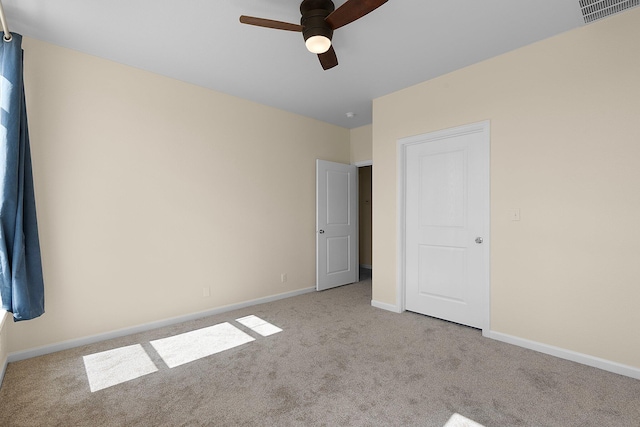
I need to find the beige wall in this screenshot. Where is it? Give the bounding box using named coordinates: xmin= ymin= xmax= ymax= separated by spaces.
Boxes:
xmin=8 ymin=37 xmax=350 ymax=353
xmin=350 ymin=124 xmax=372 ymax=164
xmin=373 ymin=9 xmax=640 ymax=369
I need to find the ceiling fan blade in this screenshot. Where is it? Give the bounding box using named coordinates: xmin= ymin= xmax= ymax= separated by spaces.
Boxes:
xmin=239 ymin=16 xmax=303 ymax=32
xmin=318 ymin=46 xmax=338 ymax=70
xmin=325 ymin=0 xmax=388 ymax=30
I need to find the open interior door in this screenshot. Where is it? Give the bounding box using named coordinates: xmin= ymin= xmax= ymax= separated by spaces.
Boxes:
xmin=316 ymin=160 xmax=358 ymax=291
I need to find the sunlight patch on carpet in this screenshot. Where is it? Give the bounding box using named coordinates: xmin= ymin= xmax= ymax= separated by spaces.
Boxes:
xmin=236 ymin=315 xmax=282 ymax=336
xmin=150 ymin=322 xmax=255 ymax=368
xmin=443 ymin=413 xmax=485 ymax=427
xmin=83 ymin=344 xmax=158 ymax=392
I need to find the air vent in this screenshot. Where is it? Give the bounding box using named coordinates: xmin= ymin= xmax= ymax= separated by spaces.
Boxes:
xmin=579 ymin=0 xmax=639 ymax=23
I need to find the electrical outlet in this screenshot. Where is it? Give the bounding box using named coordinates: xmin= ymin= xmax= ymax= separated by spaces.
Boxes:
xmin=203 ymin=287 xmax=210 ymax=297
xmin=281 ymin=273 xmax=287 ymax=283
xmin=510 ymin=209 xmax=521 ymax=221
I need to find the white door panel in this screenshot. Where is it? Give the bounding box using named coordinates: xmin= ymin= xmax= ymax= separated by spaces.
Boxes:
xmin=316 ymin=160 xmax=358 ymax=291
xmin=402 ymin=122 xmax=489 ymax=329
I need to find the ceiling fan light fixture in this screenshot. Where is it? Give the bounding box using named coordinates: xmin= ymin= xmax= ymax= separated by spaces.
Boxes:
xmin=240 ymin=0 xmax=389 ymax=70
xmin=301 ymin=1 xmax=334 ymax=55
xmin=305 ymin=35 xmax=331 ymax=53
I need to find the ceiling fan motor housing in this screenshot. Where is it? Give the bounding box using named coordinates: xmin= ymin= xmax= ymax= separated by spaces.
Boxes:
xmin=300 ymin=0 xmax=335 ymax=42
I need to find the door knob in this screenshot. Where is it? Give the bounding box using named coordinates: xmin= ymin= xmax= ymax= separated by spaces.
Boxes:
xmin=319 ymin=230 xmax=325 ymax=234
xmin=475 ymin=237 xmax=483 ymax=244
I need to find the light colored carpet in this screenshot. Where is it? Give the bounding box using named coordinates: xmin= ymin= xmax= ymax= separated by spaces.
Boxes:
xmin=444 ymin=413 xmax=485 ymax=427
xmin=1 ymin=276 xmax=639 ymax=426
xmin=150 ymin=322 xmax=255 ymax=368
xmin=84 ymin=317 xmax=284 ymax=392
xmin=236 ymin=315 xmax=283 ymax=337
xmin=83 ymin=344 xmax=158 ymax=392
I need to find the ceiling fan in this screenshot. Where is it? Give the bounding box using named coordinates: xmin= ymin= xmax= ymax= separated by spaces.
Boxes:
xmin=240 ymin=0 xmax=388 ymax=70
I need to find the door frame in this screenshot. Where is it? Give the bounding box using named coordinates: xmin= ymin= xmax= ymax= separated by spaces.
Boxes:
xmin=396 ymin=120 xmax=491 ymax=331
xmin=355 ymin=161 xmax=373 ymax=272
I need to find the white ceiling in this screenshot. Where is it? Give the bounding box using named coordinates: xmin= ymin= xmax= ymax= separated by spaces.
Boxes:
xmin=3 ymin=0 xmax=587 ymax=128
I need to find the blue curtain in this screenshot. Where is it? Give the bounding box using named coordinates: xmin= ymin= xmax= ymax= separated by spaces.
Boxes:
xmin=0 ymin=33 xmax=44 ymax=321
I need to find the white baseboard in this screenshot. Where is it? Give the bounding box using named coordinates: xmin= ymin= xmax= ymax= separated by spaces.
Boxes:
xmin=484 ymin=330 xmax=640 ymax=380
xmin=8 ymin=287 xmax=315 ymax=363
xmin=371 ymin=299 xmax=402 ymax=313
